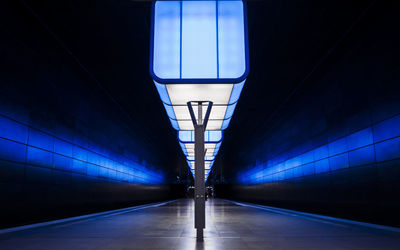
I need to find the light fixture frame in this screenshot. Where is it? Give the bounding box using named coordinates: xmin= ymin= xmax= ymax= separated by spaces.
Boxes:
xmin=149 ymin=0 xmax=250 ymax=85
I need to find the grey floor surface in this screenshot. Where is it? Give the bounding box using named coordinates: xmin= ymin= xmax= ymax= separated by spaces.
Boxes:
xmin=0 ymin=199 xmax=399 ymax=249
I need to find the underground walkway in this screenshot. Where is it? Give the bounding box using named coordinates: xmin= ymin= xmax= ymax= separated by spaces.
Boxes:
xmin=0 ymin=199 xmax=399 ymax=250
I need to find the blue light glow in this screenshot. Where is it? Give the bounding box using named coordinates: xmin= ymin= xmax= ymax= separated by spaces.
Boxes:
xmin=178 ymin=130 xmax=192 ymax=142
xmin=0 ymin=114 xmax=164 ymax=185
xmin=152 ymin=0 xmax=247 ymax=81
xmin=228 ymin=80 xmax=245 ymax=104
xmin=207 ymin=130 xmax=223 ymax=142
xmin=238 ymin=114 xmax=400 ymax=185
xmin=182 ymin=0 xmax=217 ymax=78
xmin=218 ymin=0 xmax=246 ymax=78
xmin=221 ymin=117 xmax=232 ymax=130
xmin=154 ymin=81 xmax=171 ymax=104
xmin=187 ymin=156 xmax=215 ymax=162
xmin=153 ymin=1 xmax=181 ymax=79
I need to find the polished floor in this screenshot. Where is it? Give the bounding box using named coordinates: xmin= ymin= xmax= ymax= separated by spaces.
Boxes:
xmin=0 ymin=199 xmax=399 ymax=249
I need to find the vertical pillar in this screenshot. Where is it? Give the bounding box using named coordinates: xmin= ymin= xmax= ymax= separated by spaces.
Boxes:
xmin=178 ymin=161 xmax=181 ymax=182
xmin=220 ymin=156 xmax=223 ymax=183
xmin=212 ymin=168 xmax=215 ymax=197
xmin=194 ymin=103 xmax=205 ymax=241
xmin=186 ymin=162 xmax=189 ymax=198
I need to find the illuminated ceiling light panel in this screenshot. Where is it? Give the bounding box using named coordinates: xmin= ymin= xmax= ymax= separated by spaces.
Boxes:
xmin=189 ymin=161 xmax=214 ymax=170
xmin=178 ymin=130 xmax=223 ymax=143
xmin=187 ymin=156 xmax=215 ymax=162
xmin=191 ymin=168 xmax=212 ymax=176
xmin=151 ymin=0 xmax=249 ymax=131
xmin=179 ymin=135 xmax=221 ymax=160
xmin=151 ymin=0 xmax=248 ymax=179
xmin=180 ymin=141 xmax=221 ymax=159
xmin=179 ymin=130 xmax=222 ymax=163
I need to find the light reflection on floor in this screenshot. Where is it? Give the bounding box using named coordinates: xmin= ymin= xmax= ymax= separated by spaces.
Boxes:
xmin=0 ymin=199 xmax=399 ymax=249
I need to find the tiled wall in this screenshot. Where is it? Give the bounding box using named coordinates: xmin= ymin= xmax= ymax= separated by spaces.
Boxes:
xmin=238 ymin=114 xmax=400 ymax=184
xmin=0 ymin=90 xmax=170 ymax=228
xmin=0 ymin=113 xmax=164 ymax=186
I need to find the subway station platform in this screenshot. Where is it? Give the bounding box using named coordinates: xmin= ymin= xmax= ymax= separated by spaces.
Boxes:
xmin=0 ymin=199 xmax=399 ymax=250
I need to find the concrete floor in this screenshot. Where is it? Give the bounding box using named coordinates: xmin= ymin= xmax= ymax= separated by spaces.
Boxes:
xmin=0 ymin=199 xmax=399 ymax=249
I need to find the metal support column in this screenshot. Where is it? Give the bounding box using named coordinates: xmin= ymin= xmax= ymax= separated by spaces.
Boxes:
xmin=194 ymin=102 xmax=205 ymax=241
xmin=187 ymin=101 xmax=212 ymax=241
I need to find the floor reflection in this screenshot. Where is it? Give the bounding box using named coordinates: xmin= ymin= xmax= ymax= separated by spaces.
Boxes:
xmin=0 ymin=199 xmax=399 ymax=250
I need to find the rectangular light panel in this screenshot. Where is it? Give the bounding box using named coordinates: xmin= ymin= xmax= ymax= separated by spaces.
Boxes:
xmin=151 ymin=0 xmax=248 ymax=178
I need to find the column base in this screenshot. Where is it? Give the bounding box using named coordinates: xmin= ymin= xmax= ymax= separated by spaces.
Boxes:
xmin=196 ymin=228 xmax=204 ymax=241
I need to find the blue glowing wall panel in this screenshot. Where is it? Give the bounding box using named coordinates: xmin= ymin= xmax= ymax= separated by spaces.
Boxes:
xmin=152 ymin=0 xmax=247 ymax=81
xmin=0 ymin=114 xmax=164 ymax=185
xmin=0 ymin=138 xmax=26 ymax=163
xmin=375 ymin=137 xmax=400 ymax=162
xmin=238 ymin=114 xmax=400 ymax=185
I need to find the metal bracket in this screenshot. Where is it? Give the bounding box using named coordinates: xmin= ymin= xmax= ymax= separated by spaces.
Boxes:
xmin=187 ymin=101 xmax=213 ymax=129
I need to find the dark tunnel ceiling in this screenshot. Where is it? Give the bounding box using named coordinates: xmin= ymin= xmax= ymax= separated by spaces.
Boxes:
xmin=18 ymin=0 xmax=373 ymax=176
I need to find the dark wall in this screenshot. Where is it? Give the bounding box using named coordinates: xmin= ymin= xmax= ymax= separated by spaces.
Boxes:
xmin=216 ymin=1 xmax=400 ymax=227
xmin=0 ymin=1 xmax=182 ymax=229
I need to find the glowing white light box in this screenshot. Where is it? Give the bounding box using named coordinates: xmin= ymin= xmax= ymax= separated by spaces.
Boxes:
xmin=150 ymin=0 xmax=248 ymax=180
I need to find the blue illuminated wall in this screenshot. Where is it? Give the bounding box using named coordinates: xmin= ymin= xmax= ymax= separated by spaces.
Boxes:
xmin=216 ymin=0 xmax=400 ymax=226
xmin=0 ymin=83 xmax=171 ymax=228
xmin=0 ymin=113 xmax=164 ymax=185
xmin=238 ymin=115 xmax=400 ymax=185
xmin=0 ymin=0 xmax=177 ymax=229
xmin=0 ymin=74 xmax=172 ymax=228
